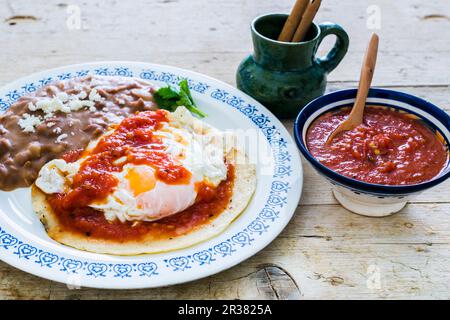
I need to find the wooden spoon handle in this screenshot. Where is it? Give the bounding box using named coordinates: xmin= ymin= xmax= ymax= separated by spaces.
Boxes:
xmin=348 ymin=33 xmax=379 ymax=124
xmin=291 ymin=0 xmax=321 ymax=42
xmin=278 ymin=0 xmax=310 ymax=42
xmin=326 ymin=34 xmax=379 ymax=144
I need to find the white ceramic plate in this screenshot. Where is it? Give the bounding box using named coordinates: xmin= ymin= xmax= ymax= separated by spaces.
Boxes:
xmin=0 ymin=62 xmax=302 ymax=289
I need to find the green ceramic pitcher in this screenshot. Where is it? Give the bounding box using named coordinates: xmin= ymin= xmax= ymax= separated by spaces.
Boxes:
xmin=236 ymin=13 xmax=350 ymax=118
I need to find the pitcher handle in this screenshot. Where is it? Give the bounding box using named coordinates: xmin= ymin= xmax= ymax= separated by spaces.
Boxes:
xmin=315 ymin=22 xmax=350 ymax=74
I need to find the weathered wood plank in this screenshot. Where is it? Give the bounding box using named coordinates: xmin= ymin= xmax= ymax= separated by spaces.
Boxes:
xmin=1 ymin=203 xmax=449 ymax=300
xmin=0 ymin=0 xmax=449 ymax=86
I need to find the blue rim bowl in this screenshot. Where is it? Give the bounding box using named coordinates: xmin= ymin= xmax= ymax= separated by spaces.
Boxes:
xmin=294 ymin=88 xmax=450 ymax=195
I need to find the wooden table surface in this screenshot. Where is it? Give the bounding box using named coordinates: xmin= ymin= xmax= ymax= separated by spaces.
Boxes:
xmin=0 ymin=0 xmax=449 ymax=300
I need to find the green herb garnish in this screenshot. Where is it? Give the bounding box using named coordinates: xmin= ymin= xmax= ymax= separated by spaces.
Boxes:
xmin=153 ymin=79 xmax=206 ymax=118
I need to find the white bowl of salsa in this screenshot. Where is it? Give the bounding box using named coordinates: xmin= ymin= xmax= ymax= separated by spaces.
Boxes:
xmin=294 ymin=88 xmax=450 ymax=217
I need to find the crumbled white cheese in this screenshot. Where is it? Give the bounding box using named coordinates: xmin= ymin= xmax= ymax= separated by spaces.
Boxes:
xmin=80 ymin=100 xmax=95 ymax=109
xmin=56 ymin=92 xmax=69 ymax=102
xmin=35 ymin=97 xmax=71 ymax=114
xmin=70 ymin=132 xmax=75 ymax=136
xmin=104 ymin=112 xmax=124 ymax=123
xmin=89 ymin=88 xmax=102 ymax=102
xmin=18 ymin=113 xmax=43 ymax=133
xmin=67 ymin=99 xmax=83 ymax=111
xmin=53 ymin=127 xmax=62 ymax=134
xmin=56 ymin=133 xmax=68 ymax=143
xmin=24 ymin=89 xmax=99 ymax=119
xmin=28 ymin=102 xmax=37 ymax=111
xmin=76 ymin=90 xmax=87 ymax=100
xmin=18 ymin=85 xmax=105 ymax=134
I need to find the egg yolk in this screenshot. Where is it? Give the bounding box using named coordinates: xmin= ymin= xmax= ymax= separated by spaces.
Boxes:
xmin=125 ymin=167 xmax=156 ymax=196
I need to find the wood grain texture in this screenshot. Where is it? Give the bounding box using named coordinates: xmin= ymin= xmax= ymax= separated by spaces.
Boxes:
xmin=0 ymin=0 xmax=449 ymax=300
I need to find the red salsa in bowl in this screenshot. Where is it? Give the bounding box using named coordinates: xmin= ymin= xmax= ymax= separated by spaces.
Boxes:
xmin=306 ymin=106 xmax=448 ymax=186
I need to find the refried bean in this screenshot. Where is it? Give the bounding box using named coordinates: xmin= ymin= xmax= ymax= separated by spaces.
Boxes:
xmin=0 ymin=75 xmax=158 ymax=191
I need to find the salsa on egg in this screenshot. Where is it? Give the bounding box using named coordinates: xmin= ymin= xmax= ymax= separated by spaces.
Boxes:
xmin=46 ymin=110 xmax=235 ymax=241
xmin=306 ymin=106 xmax=448 ymax=185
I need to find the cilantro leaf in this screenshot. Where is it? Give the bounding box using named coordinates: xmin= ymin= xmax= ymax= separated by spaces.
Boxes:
xmin=179 ymin=79 xmax=194 ymax=104
xmin=153 ymin=79 xmax=206 ymax=118
xmin=155 ymin=86 xmax=179 ymax=100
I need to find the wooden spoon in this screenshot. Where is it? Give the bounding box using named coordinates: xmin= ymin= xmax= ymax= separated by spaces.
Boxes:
xmin=278 ymin=0 xmax=310 ymax=42
xmin=326 ymin=33 xmax=379 ymax=144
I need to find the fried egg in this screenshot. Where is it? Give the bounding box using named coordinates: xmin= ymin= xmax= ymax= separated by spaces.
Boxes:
xmin=36 ymin=107 xmax=231 ymax=222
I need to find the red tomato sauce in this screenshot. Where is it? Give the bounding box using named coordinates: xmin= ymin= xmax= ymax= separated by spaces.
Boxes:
xmin=61 ymin=149 xmax=84 ymax=163
xmin=307 ymin=106 xmax=448 ymax=185
xmin=47 ymin=164 xmax=235 ymax=241
xmin=46 ymin=110 xmax=235 ymax=241
xmin=54 ymin=110 xmax=192 ymax=211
